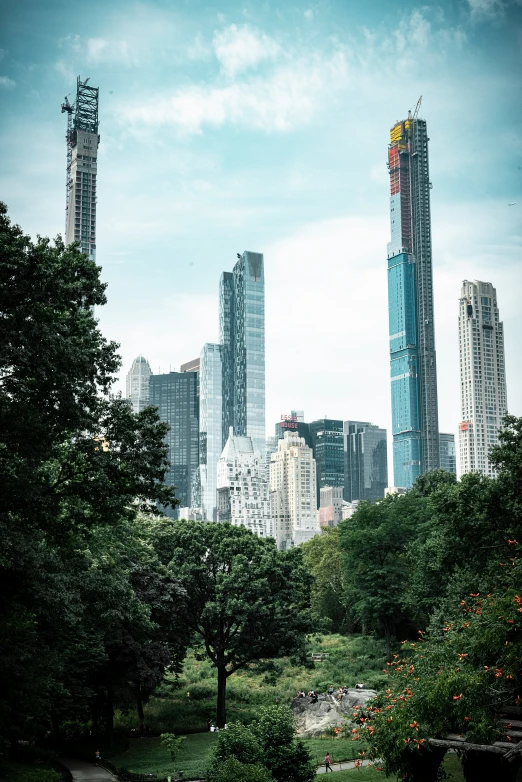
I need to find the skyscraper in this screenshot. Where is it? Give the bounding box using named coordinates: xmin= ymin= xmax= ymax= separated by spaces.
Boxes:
xmin=220 ymin=252 xmax=265 ymax=456
xmin=309 ymin=418 xmax=344 ymax=507
xmin=458 ymin=280 xmax=508 ymax=477
xmin=62 ymin=76 xmax=99 ymax=261
xmin=217 ymin=428 xmax=270 ymax=538
xmin=149 ymin=370 xmax=199 ymax=517
xmin=198 ymin=343 xmax=222 ymax=521
xmin=126 ymin=355 xmax=152 ymax=414
xmin=270 ymin=431 xmax=318 ymax=549
xmin=343 ymin=421 xmax=388 ymax=502
xmin=387 ymin=105 xmax=440 ymax=487
xmin=439 ymin=433 xmax=457 ymax=476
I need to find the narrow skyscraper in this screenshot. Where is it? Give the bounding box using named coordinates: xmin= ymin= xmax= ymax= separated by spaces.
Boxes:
xmin=126 ymin=355 xmax=152 ymax=414
xmin=270 ymin=432 xmax=318 ymax=549
xmin=198 ymin=343 xmax=222 ymax=521
xmin=439 ymin=433 xmax=457 ymax=476
xmin=387 ymin=104 xmax=440 ymax=487
xmin=62 ymin=76 xmax=99 ymax=261
xmin=343 ymin=421 xmax=388 ymax=502
xmin=458 ymin=280 xmax=508 ymax=477
xmin=309 ymin=419 xmax=344 ymax=507
xmin=220 ymin=252 xmax=265 ymax=456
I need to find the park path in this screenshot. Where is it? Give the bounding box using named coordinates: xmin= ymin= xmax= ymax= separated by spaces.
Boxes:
xmin=60 ymin=758 xmax=117 ymax=781
xmin=316 ymin=758 xmax=375 ymax=774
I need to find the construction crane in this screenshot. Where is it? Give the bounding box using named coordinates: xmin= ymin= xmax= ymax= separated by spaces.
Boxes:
xmin=412 ymin=95 xmax=422 ymax=121
xmin=61 ymin=95 xmax=75 ymax=233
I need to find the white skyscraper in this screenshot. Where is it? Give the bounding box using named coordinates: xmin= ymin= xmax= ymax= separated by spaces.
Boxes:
xmin=270 ymin=431 xmax=319 ymax=550
xmin=217 ymin=428 xmax=270 ymax=538
xmin=126 ymin=355 xmax=152 ymax=414
xmin=458 ymin=280 xmax=508 ymax=477
xmin=198 ymin=343 xmax=222 ymax=522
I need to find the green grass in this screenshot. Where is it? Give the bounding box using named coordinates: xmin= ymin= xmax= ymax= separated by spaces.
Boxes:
xmin=110 ymin=734 xmax=218 ymax=780
xmin=329 ymin=753 xmax=522 ymax=781
xmin=115 ymin=634 xmax=387 ymax=734
xmin=0 ymin=760 xmax=61 ymax=782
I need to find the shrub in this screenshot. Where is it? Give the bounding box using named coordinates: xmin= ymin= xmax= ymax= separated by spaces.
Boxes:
xmin=207 ymin=757 xmax=274 ymax=782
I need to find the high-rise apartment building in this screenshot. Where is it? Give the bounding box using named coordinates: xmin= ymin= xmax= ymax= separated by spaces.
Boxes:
xmin=270 ymin=432 xmax=318 ymax=549
xmin=126 ymin=355 xmax=152 ymax=414
xmin=220 ymin=252 xmax=265 ymax=456
xmin=309 ymin=419 xmax=344 ymax=507
xmin=458 ymin=280 xmax=508 ymax=477
xmin=275 ymin=412 xmax=313 ymax=450
xmin=387 ymin=107 xmax=439 ymax=488
xmin=62 ymin=76 xmax=99 ymax=261
xmin=439 ymin=432 xmax=457 ymax=475
xmin=198 ymin=343 xmax=222 ymax=521
xmin=343 ymin=421 xmax=388 ymax=502
xmin=217 ymin=428 xmax=270 ymax=538
xmin=149 ymin=371 xmax=199 ymax=517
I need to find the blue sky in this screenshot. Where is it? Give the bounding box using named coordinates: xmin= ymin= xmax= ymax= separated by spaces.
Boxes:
xmin=1 ymin=0 xmax=521 ymax=466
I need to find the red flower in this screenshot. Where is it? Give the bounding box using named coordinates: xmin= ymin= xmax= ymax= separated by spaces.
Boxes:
xmin=453 ymin=694 xmax=463 ymax=701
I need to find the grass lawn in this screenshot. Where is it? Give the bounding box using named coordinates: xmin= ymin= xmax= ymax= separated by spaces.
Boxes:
xmin=302 ymin=737 xmax=367 ymax=767
xmin=0 ymin=760 xmax=61 ymax=782
xmin=330 ymin=753 xmax=522 ymax=781
xmin=110 ymin=734 xmax=218 ymax=780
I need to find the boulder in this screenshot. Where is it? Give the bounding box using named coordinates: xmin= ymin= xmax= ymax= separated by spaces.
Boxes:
xmin=291 ymin=690 xmax=377 ymax=737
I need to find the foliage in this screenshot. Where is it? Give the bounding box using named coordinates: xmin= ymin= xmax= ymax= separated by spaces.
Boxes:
xmin=0 ymin=203 xmax=182 ymax=745
xmin=150 ymin=521 xmax=313 ymax=726
xmin=357 ymin=559 xmax=522 ymax=780
xmin=160 ymin=732 xmax=186 ymax=765
xmin=208 ymin=706 xmax=315 ymax=782
xmin=207 ymin=757 xmax=274 ymax=782
xmin=300 ymin=527 xmax=350 ymax=631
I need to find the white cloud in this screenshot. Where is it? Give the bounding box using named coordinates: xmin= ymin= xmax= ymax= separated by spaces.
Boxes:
xmin=304 ymin=9 xmax=314 ymax=20
xmin=86 ymin=37 xmax=136 ymax=65
xmin=123 ymin=50 xmax=349 ymax=135
xmin=467 ymin=0 xmax=507 ymax=20
xmin=0 ymin=76 xmax=15 ymax=89
xmin=213 ymin=23 xmax=280 ymax=77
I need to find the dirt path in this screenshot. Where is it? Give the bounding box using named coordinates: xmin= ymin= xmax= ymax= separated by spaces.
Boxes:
xmin=60 ymin=758 xmax=117 ymax=781
xmin=316 ymin=757 xmax=375 ymax=774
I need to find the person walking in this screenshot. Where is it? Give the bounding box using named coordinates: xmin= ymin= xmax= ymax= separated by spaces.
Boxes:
xmin=324 ymin=753 xmax=333 ymax=772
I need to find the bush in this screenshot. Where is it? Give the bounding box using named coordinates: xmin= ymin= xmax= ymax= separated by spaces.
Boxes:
xmin=207 ymin=757 xmax=274 ymax=782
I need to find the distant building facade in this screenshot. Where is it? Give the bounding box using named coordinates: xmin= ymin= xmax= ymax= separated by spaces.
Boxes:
xmin=318 ymin=486 xmax=344 ymax=527
xmin=220 ymin=251 xmax=265 ymax=456
xmin=198 ymin=344 xmax=222 ymax=521
xmin=217 ymin=428 xmax=270 ymax=538
xmin=270 ymin=431 xmax=318 ymax=549
xmin=126 ymin=355 xmax=152 ymax=414
xmin=275 ymin=412 xmax=313 ymax=450
xmin=149 ymin=370 xmax=199 ymax=517
xmin=439 ymin=432 xmax=457 ymax=475
xmin=309 ymin=419 xmax=344 ymax=507
xmin=343 ymin=421 xmax=388 ymax=502
xmin=458 ymin=280 xmax=508 ymax=477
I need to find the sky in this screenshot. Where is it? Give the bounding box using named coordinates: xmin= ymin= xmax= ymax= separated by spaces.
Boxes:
xmin=1 ymin=0 xmax=521 ymax=471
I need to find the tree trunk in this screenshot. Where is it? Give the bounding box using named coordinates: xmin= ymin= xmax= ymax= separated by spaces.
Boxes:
xmin=136 ymin=698 xmax=145 ymax=727
xmin=106 ymin=685 xmax=114 ymax=749
xmin=216 ymin=664 xmax=227 ymax=728
xmin=462 ymin=750 xmax=521 ymax=782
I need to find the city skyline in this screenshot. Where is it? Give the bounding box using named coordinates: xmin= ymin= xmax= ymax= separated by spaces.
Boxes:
xmin=1 ymin=0 xmax=520 ymax=471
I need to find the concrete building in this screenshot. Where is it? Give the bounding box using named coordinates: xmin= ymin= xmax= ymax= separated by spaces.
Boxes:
xmin=439 ymin=432 xmax=457 ymax=475
xmin=344 ymin=421 xmax=388 ymax=502
xmin=387 ymin=106 xmax=440 ymax=488
xmin=126 ymin=355 xmax=152 ymax=414
xmin=63 ymin=76 xmax=99 ymax=262
xmin=318 ymin=486 xmax=344 ymax=527
xmin=220 ymin=252 xmax=265 ymax=457
xmin=458 ymin=280 xmax=508 ymax=477
xmin=309 ymin=419 xmax=344 ymax=507
xmin=149 ymin=370 xmax=199 ymax=517
xmin=217 ymin=428 xmax=270 ymax=537
xmin=270 ymin=431 xmax=318 ymax=549
xmin=197 ymin=344 xmax=222 ymax=521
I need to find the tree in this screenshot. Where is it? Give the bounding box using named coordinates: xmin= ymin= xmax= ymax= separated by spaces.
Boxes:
xmin=151 ymin=521 xmax=312 ymax=727
xmin=0 ymin=204 xmax=180 ymax=746
xmin=208 ymin=706 xmax=315 ymax=782
xmin=300 ymin=527 xmax=350 ymax=631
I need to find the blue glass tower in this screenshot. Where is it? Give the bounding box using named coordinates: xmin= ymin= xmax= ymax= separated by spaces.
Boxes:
xmin=387 ymin=111 xmax=439 ymax=488
xmin=220 ymin=252 xmax=265 ymax=458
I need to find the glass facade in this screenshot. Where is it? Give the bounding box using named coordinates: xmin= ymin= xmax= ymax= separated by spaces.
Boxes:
xmin=149 ymin=371 xmax=199 ymax=518
xmin=344 ymin=421 xmax=388 ymax=502
xmin=220 ymin=252 xmax=265 ymax=457
xmin=387 ymin=114 xmax=439 ymax=487
xmin=198 ymin=343 xmax=222 ymax=521
xmin=126 ymin=355 xmax=152 ymax=414
xmin=309 ymin=419 xmax=344 ymax=508
xmin=439 ymin=432 xmax=457 ymax=476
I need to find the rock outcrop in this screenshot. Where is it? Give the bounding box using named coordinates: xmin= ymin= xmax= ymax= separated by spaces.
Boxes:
xmin=291 ymin=689 xmax=377 ymax=737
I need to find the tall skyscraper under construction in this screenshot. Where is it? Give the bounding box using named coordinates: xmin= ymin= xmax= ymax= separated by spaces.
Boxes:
xmin=387 ymin=102 xmax=440 ymax=488
xmin=62 ymin=76 xmax=99 ymax=260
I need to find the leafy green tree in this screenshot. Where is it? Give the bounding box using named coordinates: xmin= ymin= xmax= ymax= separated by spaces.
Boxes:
xmin=300 ymin=527 xmax=350 ymax=631
xmin=160 ymin=733 xmax=186 ymax=767
xmin=208 ymin=707 xmax=315 ymax=782
xmin=151 ymin=521 xmax=312 ymax=727
xmin=0 ymin=204 xmax=180 ymax=746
